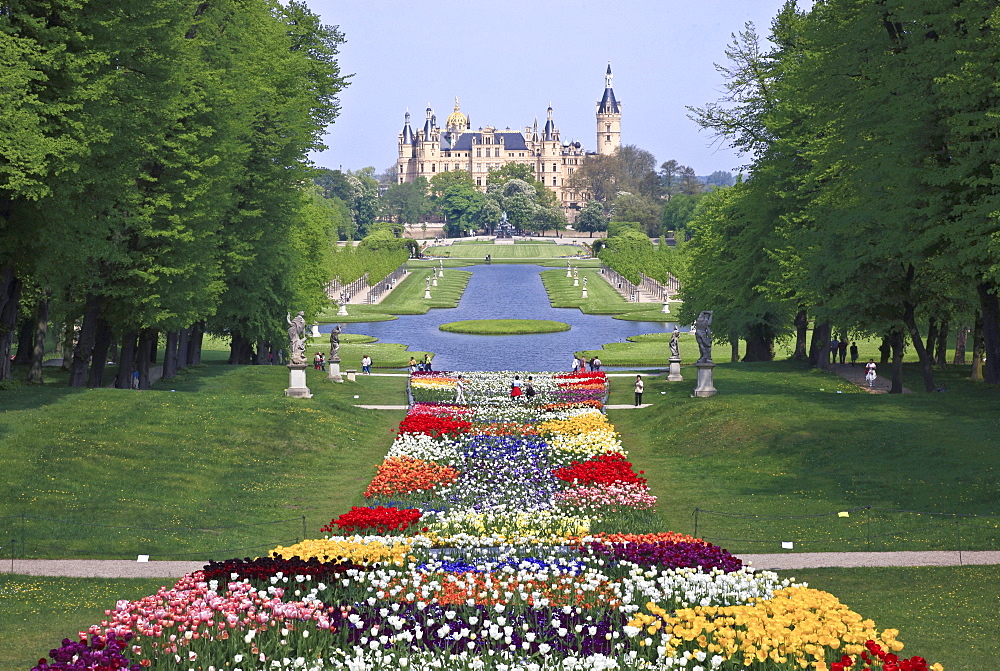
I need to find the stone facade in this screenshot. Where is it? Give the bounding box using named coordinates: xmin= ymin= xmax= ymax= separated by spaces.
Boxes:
xmin=396 ymin=65 xmax=622 ymax=216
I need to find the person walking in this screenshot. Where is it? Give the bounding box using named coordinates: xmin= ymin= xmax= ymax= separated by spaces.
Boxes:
xmin=865 ymin=359 xmax=877 ymax=388
xmin=571 ymin=355 xmax=580 ymax=373
xmin=454 ymin=375 xmax=466 ymax=404
xmin=423 ymin=353 xmax=433 ymax=372
xmin=849 ymin=342 xmax=859 ymax=366
xmin=313 ymin=352 xmax=323 ymax=370
xmin=838 ymin=339 xmax=848 ymax=365
xmin=829 ymin=337 xmax=840 ymax=364
xmin=318 ymin=352 xmax=325 ymax=371
xmin=592 ymin=356 xmax=602 ymax=371
xmin=361 ymin=355 xmax=372 ymax=375
xmin=634 ymin=374 xmax=644 ymax=406
xmin=409 ymin=357 xmax=418 ymax=375
xmin=510 ymin=375 xmax=523 ymax=399
xmin=524 ymin=376 xmax=536 ymax=399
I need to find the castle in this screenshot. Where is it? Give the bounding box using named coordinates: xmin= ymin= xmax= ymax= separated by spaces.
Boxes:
xmin=396 ymin=65 xmax=621 ymax=215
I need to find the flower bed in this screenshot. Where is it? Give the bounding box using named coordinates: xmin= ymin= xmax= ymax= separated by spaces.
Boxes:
xmin=34 ymin=371 xmax=943 ymax=671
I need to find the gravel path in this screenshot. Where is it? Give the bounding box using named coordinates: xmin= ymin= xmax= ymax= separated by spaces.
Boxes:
xmin=830 ymin=361 xmax=911 ymax=393
xmin=3 ymin=551 xmax=997 ymax=579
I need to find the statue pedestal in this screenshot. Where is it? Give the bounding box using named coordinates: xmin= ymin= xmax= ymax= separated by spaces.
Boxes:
xmin=432 ymin=276 xmax=438 ymax=286
xmin=337 ymin=304 xmax=348 ymax=316
xmin=661 ymin=302 xmax=671 ymax=314
xmin=566 ymin=268 xmax=573 ymax=278
xmin=667 ymin=356 xmax=683 ymax=382
xmin=424 ymin=289 xmax=432 ymax=299
xmin=285 ymin=364 xmax=312 ymax=398
xmin=691 ymin=361 xmax=718 ymax=397
xmin=327 ymin=357 xmax=343 ymax=383
xmin=573 ymin=278 xmax=579 ymax=287
xmin=310 ymin=323 xmax=321 ymax=337
xmin=581 ymin=288 xmax=588 ymax=299
xmin=438 ymin=268 xmax=444 ymax=278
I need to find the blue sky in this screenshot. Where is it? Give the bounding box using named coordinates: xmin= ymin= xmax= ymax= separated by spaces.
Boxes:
xmin=306 ymin=0 xmax=807 ymax=177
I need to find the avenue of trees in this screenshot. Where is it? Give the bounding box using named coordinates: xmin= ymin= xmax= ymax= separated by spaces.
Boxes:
xmin=0 ymin=0 xmax=348 ymax=384
xmin=674 ymin=0 xmax=1000 ymax=391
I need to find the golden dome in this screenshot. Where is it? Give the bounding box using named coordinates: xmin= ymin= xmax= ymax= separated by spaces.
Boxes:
xmin=446 ymin=97 xmax=467 ymax=127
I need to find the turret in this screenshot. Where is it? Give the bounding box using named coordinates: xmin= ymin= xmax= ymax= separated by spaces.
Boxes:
xmin=596 ymin=63 xmax=621 ymax=155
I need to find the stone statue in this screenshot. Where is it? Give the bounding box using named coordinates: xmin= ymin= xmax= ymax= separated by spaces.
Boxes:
xmin=583 ymin=277 xmax=588 ymax=288
xmin=286 ymin=311 xmax=307 ymax=365
xmin=695 ymin=311 xmax=714 ymax=363
xmin=329 ymin=324 xmax=342 ymax=361
xmin=425 ymin=276 xmax=431 ymax=290
xmin=670 ymin=326 xmax=680 ymax=358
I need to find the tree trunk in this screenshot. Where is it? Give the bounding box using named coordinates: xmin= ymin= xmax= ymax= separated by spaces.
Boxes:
xmin=0 ymin=266 xmax=22 ymax=382
xmin=935 ymin=319 xmax=949 ymax=368
xmin=229 ymin=332 xmax=243 ymax=364
xmin=61 ymin=321 xmax=75 ymax=370
xmin=27 ymin=297 xmax=50 ymax=384
xmin=902 ymin=300 xmax=936 ymax=392
xmin=188 ymin=321 xmax=204 ymax=366
xmin=810 ymin=321 xmax=831 ymax=370
xmin=148 ymin=330 xmax=158 ymax=364
xmin=953 ymin=324 xmax=968 ymax=365
xmin=889 ymin=327 xmax=906 ymax=394
xmin=742 ymin=324 xmax=775 ymax=362
xmin=86 ymin=317 xmax=113 ymax=388
xmin=68 ymin=294 xmax=102 ymax=388
xmin=970 ymin=312 xmax=984 ymax=381
xmin=730 ymin=336 xmax=739 ymax=363
xmin=12 ymin=318 xmax=34 ymax=365
xmin=924 ymin=317 xmax=938 ymax=363
xmin=136 ymin=329 xmax=155 ymax=389
xmin=162 ymin=330 xmax=179 ymax=379
xmin=878 ymin=336 xmax=891 ymax=364
xmin=792 ymin=309 xmax=808 ymax=360
xmin=116 ymin=331 xmax=138 ymax=389
xmin=176 ymin=327 xmax=191 ymax=370
xmin=977 ymin=282 xmax=1000 ymax=385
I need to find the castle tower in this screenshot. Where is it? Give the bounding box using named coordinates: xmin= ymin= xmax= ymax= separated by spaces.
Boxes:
xmin=596 ymin=63 xmax=621 ymax=156
xmin=397 ymin=110 xmax=416 ymax=183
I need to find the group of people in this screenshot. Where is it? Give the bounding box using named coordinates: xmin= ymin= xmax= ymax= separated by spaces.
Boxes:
xmin=571 ymin=355 xmax=601 ymax=372
xmin=829 ymin=337 xmax=860 ymax=366
xmin=408 ymin=354 xmax=433 ymax=374
xmin=510 ymin=375 xmax=536 ymax=399
xmin=312 ymin=352 xmax=325 ymax=371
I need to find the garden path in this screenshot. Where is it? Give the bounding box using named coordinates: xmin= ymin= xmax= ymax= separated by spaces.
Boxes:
xmin=831 ymin=361 xmax=913 ymax=394
xmin=4 ymin=551 xmax=998 ymax=578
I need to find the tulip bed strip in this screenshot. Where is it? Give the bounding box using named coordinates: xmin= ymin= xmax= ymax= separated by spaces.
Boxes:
xmin=34 ymin=371 xmax=945 ymax=671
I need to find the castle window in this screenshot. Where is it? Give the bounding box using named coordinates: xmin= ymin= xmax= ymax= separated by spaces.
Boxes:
xmin=476 ymin=178 xmax=482 ymax=186
xmin=606 ymin=124 xmax=611 ymax=132
xmin=477 ymin=148 xmax=481 ymax=157
xmin=486 ymin=148 xmax=491 ymax=157
xmin=432 ymin=164 xmax=436 ymax=172
xmin=443 ymin=165 xmax=449 ymax=171
xmin=552 ymin=177 xmax=557 ymax=185
xmin=552 ymin=164 xmax=556 ymax=172
xmin=606 ymin=135 xmax=611 ymax=142
xmin=476 ymin=163 xmax=481 ymax=172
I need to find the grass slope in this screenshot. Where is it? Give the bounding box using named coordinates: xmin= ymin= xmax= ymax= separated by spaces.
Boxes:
xmin=426 ymin=243 xmax=586 ymax=260
xmin=0 ymin=365 xmax=408 ymax=559
xmin=606 ymin=361 xmax=1000 ymax=553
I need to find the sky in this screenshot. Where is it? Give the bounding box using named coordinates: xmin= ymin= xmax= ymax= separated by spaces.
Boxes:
xmin=305 ymin=0 xmax=807 ymax=177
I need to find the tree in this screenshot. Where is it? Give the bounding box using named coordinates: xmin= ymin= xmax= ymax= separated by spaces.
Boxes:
xmin=610 ymin=192 xmax=661 ymax=236
xmin=314 ymin=168 xmax=353 ymax=201
xmin=706 ymin=171 xmax=736 ymax=188
xmin=574 ymin=201 xmax=608 ymax=238
xmin=381 ymin=177 xmax=430 ymax=226
xmin=661 ymin=192 xmax=707 ymax=236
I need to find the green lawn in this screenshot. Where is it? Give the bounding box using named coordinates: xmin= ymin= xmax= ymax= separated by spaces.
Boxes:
xmin=540 ymin=267 xmax=640 ymax=315
xmin=606 ymin=361 xmax=1000 ymax=553
xmin=439 ymin=319 xmax=571 ymax=335
xmin=426 ymin=243 xmax=586 ymax=260
xmin=0 ymin=365 xmax=407 ymax=559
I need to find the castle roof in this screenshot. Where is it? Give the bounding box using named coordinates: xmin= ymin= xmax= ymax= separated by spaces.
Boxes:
xmin=450 ymin=132 xmax=529 ymax=151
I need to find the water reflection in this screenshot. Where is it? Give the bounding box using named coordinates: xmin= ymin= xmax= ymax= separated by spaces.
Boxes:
xmin=321 ymin=264 xmax=687 ymax=372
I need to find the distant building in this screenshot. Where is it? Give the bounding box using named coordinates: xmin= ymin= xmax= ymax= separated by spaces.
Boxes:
xmin=396 ymin=65 xmax=622 ymax=215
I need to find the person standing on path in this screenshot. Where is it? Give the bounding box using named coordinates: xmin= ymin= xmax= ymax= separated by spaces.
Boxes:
xmin=850 ymin=342 xmax=859 ymax=366
xmin=838 ymin=338 xmax=848 ymax=364
xmin=361 ymin=355 xmax=372 ymax=375
xmin=634 ymin=375 xmax=644 ymax=406
xmin=865 ymin=359 xmax=877 ymax=388
xmin=830 ymin=337 xmax=840 ymax=364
